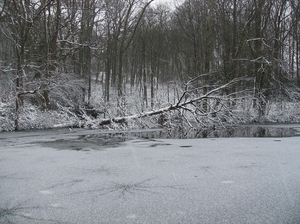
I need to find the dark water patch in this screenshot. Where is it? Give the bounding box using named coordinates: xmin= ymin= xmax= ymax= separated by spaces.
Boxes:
xmin=230 ymin=124 xmax=300 ymax=138
xmin=110 ymin=125 xmax=298 ymax=139
xmin=79 ymin=124 xmax=300 ymax=149
xmin=153 ymin=124 xmax=300 ymax=139
xmin=38 ymin=133 xmax=130 ymax=151
xmin=149 ymin=143 xmax=172 ymax=148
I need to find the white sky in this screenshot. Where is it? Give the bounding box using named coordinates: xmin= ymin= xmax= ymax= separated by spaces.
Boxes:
xmin=152 ymin=0 xmax=184 ymax=7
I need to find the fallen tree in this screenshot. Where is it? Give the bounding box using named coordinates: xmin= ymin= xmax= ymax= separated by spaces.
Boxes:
xmin=96 ymin=78 xmax=242 ymax=127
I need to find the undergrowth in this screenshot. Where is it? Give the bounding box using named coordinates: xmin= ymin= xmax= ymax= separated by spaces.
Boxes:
xmin=1 ymin=84 xmax=299 ymax=132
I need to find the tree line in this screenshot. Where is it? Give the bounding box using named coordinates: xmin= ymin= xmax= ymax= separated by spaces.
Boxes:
xmin=0 ymin=0 xmax=299 ymax=130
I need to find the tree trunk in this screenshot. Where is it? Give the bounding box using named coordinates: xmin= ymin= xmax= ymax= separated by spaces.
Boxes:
xmin=203 ymin=1 xmax=214 ymax=113
xmin=150 ymin=67 xmax=155 ymax=108
xmin=253 ymin=0 xmax=266 ymax=116
xmin=80 ymin=0 xmax=95 ymax=104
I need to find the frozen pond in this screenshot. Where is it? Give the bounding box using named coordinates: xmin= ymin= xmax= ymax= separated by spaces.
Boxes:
xmin=1 ymin=124 xmax=300 ymax=223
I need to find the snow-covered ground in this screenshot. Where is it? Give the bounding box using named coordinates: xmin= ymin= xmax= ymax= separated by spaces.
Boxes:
xmin=1 ymin=128 xmax=300 ymax=224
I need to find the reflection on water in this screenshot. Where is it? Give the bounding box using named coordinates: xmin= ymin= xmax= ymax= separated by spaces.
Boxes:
xmin=36 ymin=124 xmax=299 ymax=151
xmin=142 ymin=125 xmax=299 ymax=139
xmin=86 ymin=124 xmax=300 ymax=141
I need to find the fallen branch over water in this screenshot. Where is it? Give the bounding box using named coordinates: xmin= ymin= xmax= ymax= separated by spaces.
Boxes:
xmin=98 ymin=78 xmax=239 ymax=126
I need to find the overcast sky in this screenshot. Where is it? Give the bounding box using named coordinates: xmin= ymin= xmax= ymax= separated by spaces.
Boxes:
xmin=152 ymin=0 xmax=184 ymax=7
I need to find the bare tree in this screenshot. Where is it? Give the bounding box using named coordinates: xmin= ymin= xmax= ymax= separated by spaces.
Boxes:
xmin=0 ymin=0 xmax=53 ymax=130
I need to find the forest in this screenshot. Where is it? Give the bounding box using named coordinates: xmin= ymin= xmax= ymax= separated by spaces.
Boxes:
xmin=0 ymin=0 xmax=299 ymax=132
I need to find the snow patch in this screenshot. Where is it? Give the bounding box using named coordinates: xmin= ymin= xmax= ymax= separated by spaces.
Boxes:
xmin=39 ymin=190 xmax=54 ymax=195
xmin=50 ymin=203 xmax=62 ymax=208
xmin=126 ymin=214 xmax=137 ymax=219
xmin=221 ymin=181 xmax=234 ymax=184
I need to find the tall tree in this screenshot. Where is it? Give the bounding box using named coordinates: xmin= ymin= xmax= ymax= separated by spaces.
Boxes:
xmin=79 ymin=0 xmax=97 ymax=104
xmin=103 ymin=0 xmax=154 ymax=101
xmin=1 ymin=0 xmax=52 ymax=130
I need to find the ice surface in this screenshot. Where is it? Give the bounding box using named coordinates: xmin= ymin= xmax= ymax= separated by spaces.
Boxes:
xmin=1 ymin=129 xmax=300 ymax=223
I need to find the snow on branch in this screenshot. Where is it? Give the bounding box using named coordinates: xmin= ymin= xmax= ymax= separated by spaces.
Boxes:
xmin=17 ymin=85 xmax=42 ymax=96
